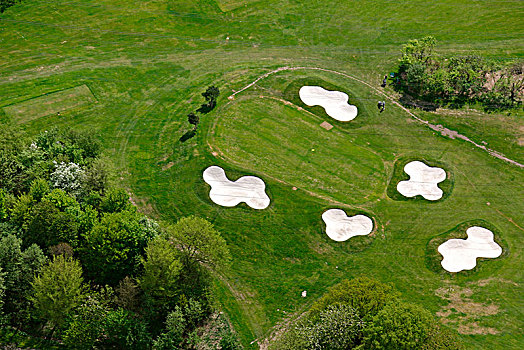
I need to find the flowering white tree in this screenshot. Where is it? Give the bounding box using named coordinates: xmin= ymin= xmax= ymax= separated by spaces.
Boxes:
xmin=296 ymin=304 xmax=364 ymax=349
xmin=50 ymin=161 xmax=85 ymax=196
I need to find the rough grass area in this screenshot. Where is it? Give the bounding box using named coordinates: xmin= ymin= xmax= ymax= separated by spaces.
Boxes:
xmin=1 ymin=0 xmax=523 ymax=349
xmin=3 ymin=84 xmax=96 ymax=123
xmin=386 ymin=156 xmax=454 ymax=202
xmin=425 ymin=220 xmax=508 ymax=275
xmin=215 ymin=0 xmax=260 ymax=12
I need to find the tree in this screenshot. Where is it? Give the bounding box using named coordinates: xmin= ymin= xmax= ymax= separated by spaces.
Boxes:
xmin=64 ymin=129 xmax=101 ymax=161
xmin=0 ymin=234 xmax=46 ymax=327
xmin=80 ymin=210 xmax=152 ymax=285
xmin=202 ymin=86 xmax=220 ymax=105
xmin=50 ymin=161 xmax=85 ymax=196
xmin=24 ymin=199 xmax=79 ymax=249
xmin=187 ymin=112 xmax=200 ymax=130
xmin=359 ymin=302 xmax=435 ymax=350
xmin=115 ymin=276 xmax=141 ymax=312
xmin=199 ymin=85 xmax=220 ymax=112
xmin=0 ymin=267 xmax=5 ymax=323
xmin=100 ymin=187 xmax=133 ymax=213
xmin=29 ymin=178 xmax=50 ymax=202
xmin=62 ymin=292 xmax=110 ymax=350
xmin=0 ymin=189 xmax=7 ymax=221
xmin=167 ymin=216 xmax=231 ymax=270
xmin=30 ymin=255 xmax=85 ymax=336
xmin=8 ymin=193 xmax=33 ymax=228
xmin=101 ymin=308 xmax=151 ymax=350
xmin=140 ymin=236 xmax=182 ymax=302
xmin=0 ymin=0 xmax=23 ymax=14
xmin=399 ymin=36 xmax=437 ymax=68
xmin=153 ymin=307 xmax=186 ymax=350
xmin=309 ymin=277 xmax=399 ymax=320
xmin=82 ymin=158 xmax=109 ymax=194
xmin=296 ymin=304 xmax=364 ymax=350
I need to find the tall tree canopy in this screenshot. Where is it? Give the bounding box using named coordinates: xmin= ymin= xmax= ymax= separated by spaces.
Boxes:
xmin=30 ymin=255 xmax=85 ymax=331
xmin=166 ymin=216 xmax=231 ymax=270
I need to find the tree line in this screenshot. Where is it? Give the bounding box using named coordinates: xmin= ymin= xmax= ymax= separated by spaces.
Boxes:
xmin=394 ymin=36 xmax=524 ymax=110
xmin=0 ymin=127 xmax=240 ymax=349
xmin=272 ymin=277 xmax=462 ymax=349
xmin=181 ymin=86 xmax=219 ymax=142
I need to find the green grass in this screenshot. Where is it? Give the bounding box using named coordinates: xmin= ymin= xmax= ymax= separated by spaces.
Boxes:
xmin=215 ymin=0 xmax=260 ymax=12
xmin=211 ymin=96 xmax=386 ymax=205
xmin=2 ymin=84 xmax=96 ymax=123
xmin=0 ymin=0 xmax=523 ymax=349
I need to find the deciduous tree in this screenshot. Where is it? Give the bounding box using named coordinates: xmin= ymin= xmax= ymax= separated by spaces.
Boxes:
xmin=359 ymin=302 xmax=435 ymax=350
xmin=30 ymin=255 xmax=85 ymax=336
xmin=167 ymin=216 xmax=231 ymax=270
xmin=80 ymin=210 xmax=152 ymax=285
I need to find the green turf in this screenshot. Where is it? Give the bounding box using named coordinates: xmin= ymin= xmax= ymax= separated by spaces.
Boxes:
xmin=215 ymin=0 xmax=260 ymax=12
xmin=1 ymin=0 xmax=523 ymax=349
xmin=2 ymin=84 xmax=96 ymax=123
xmin=211 ymin=96 xmax=386 ymax=205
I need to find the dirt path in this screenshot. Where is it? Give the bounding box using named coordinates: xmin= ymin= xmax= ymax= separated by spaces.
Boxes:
xmin=229 ymin=66 xmax=524 ymax=168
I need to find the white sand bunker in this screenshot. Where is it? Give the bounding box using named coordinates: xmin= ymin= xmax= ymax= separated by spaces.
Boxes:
xmin=397 ymin=161 xmax=446 ymax=201
xmin=299 ymin=86 xmax=358 ymax=121
xmin=322 ymin=209 xmax=373 ymax=242
xmin=203 ymin=166 xmax=270 ymax=209
xmin=438 ymin=226 xmax=502 ymax=273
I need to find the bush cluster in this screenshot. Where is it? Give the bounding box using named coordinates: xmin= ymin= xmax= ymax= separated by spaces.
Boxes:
xmin=395 ymin=36 xmax=524 ymax=110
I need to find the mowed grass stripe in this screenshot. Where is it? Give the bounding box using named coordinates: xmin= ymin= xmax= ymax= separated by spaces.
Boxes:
xmin=3 ymin=84 xmax=96 ymax=123
xmin=213 ymin=97 xmax=385 ymax=204
xmin=215 ymin=0 xmax=260 ymax=12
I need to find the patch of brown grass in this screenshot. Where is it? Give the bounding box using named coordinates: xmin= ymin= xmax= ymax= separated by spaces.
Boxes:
xmin=435 ymin=284 xmax=501 ymax=335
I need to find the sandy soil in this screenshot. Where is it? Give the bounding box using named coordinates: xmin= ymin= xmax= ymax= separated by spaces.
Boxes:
xmin=299 ymin=86 xmax=358 ymax=121
xmin=438 ymin=226 xmax=502 ymax=273
xmin=322 ymin=209 xmax=373 ymax=242
xmin=397 ymin=161 xmax=446 ymax=201
xmin=203 ymin=166 xmax=270 ymax=209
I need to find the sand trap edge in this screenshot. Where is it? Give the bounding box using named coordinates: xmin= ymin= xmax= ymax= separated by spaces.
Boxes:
xmin=387 ymin=157 xmax=454 ymax=202
xmin=424 ymin=220 xmax=507 ymax=274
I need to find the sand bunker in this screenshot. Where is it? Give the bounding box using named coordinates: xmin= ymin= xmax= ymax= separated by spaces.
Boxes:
xmin=438 ymin=227 xmax=502 ymax=273
xmin=322 ymin=209 xmax=373 ymax=242
xmin=299 ymin=86 xmax=358 ymax=121
xmin=397 ymin=161 xmax=446 ymax=200
xmin=203 ymin=166 xmax=270 ymax=209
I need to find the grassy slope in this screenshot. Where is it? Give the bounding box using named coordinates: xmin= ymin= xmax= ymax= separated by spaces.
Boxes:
xmin=0 ymin=0 xmax=523 ymax=348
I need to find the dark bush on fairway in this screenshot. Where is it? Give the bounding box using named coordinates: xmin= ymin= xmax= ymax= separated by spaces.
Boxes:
xmin=272 ymin=277 xmax=461 ymax=350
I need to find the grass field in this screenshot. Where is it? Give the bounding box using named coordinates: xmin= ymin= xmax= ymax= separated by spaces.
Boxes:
xmin=2 ymin=84 xmax=96 ymax=123
xmin=1 ymin=0 xmax=523 ymax=349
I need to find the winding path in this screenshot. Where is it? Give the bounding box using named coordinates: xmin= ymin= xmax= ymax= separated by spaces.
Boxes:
xmin=229 ymin=66 xmax=524 ymax=168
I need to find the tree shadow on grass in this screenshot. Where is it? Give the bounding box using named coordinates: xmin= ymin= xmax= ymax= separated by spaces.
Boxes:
xmin=196 ymin=103 xmax=215 ymax=114
xmin=179 ymin=130 xmax=196 ymax=143
xmin=398 ymin=94 xmax=439 ymax=112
